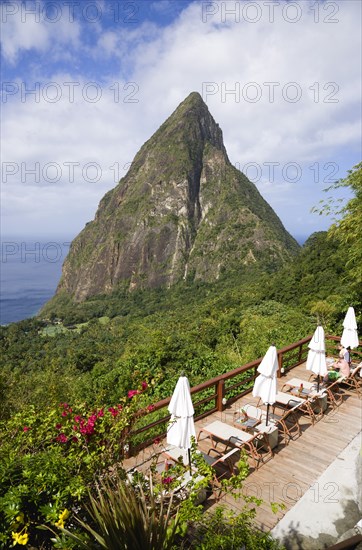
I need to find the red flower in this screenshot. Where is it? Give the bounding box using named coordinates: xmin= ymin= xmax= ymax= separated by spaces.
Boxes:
xmin=74 ymin=415 xmax=82 ymax=423
xmin=87 ymin=414 xmax=97 ymax=427
xmin=23 ymin=426 xmax=30 ymax=432
xmin=128 ymin=389 xmax=140 ymax=399
xmin=61 ymin=410 xmax=68 ymax=417
xmin=55 ymin=423 xmax=63 ymax=430
xmin=79 ymin=416 xmax=97 ymax=437
xmin=153 ymin=437 xmax=160 ymax=445
xmin=108 ymin=407 xmax=118 ymax=417
xmin=141 ymin=381 xmax=148 ymax=390
xmin=72 ymin=436 xmax=78 ymax=443
xmin=147 ymin=404 xmax=155 ymax=412
xmin=97 ymin=408 xmax=104 ymax=418
xmin=59 ymin=403 xmax=72 ymax=414
xmin=162 ymin=476 xmax=174 ymax=485
xmin=56 ymin=433 xmax=68 ymax=443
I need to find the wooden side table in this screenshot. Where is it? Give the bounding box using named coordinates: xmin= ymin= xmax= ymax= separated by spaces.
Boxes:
xmin=254 ymin=422 xmax=279 ymax=450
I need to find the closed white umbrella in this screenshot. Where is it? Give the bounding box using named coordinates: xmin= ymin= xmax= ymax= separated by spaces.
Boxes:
xmin=306 ymin=325 xmax=327 ymax=390
xmin=167 ymin=375 xmax=196 ymax=472
xmin=341 ymin=307 xmax=359 ymax=349
xmin=252 ymin=345 xmax=278 ymax=425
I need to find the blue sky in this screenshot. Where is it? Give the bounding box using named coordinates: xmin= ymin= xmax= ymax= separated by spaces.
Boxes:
xmin=1 ymin=0 xmax=361 ymax=241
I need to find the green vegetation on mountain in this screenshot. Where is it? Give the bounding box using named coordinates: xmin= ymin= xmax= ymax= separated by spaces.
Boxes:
xmin=313 ymin=161 xmax=362 ymax=294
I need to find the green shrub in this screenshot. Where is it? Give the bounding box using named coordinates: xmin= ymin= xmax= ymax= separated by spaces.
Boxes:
xmin=0 ymin=386 xmax=149 ymax=549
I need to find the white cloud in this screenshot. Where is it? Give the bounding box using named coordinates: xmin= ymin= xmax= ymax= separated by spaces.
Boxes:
xmin=1 ymin=3 xmax=82 ymax=64
xmin=0 ymin=6 xmax=49 ymax=63
xmin=1 ymin=181 xmax=105 ymax=238
xmin=97 ymin=30 xmax=119 ymax=55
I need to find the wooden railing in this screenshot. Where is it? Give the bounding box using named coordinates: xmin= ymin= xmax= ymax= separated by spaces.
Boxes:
xmin=127 ymin=334 xmax=361 ymax=457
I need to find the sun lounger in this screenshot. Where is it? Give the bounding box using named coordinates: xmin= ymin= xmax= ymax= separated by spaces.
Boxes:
xmin=322 ymin=377 xmax=345 ymax=408
xmin=281 ymin=377 xmax=329 ymax=412
xmin=281 ymin=378 xmax=318 ymax=392
xmin=198 ymin=420 xmax=273 ymax=470
xmin=339 ymin=363 xmax=362 ymax=398
xmin=162 ymin=444 xmax=238 ymax=473
xmin=162 ymin=445 xmax=189 ymax=465
xmin=274 ymin=390 xmax=322 ymax=424
xmin=198 ymin=420 xmax=254 ymax=447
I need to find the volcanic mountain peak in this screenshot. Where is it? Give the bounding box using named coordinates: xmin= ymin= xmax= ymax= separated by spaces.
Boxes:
xmin=55 ymin=92 xmax=298 ymax=302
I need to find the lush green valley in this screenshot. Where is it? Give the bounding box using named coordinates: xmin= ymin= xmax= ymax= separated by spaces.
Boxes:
xmin=1 ymin=229 xmax=356 ymax=420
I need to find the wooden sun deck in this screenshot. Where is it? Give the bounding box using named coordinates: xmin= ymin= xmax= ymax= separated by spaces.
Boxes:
xmin=123 ymin=362 xmax=362 ymax=532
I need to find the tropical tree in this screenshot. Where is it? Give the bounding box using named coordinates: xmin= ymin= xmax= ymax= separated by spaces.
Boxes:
xmin=313 ymin=162 xmax=362 ymax=294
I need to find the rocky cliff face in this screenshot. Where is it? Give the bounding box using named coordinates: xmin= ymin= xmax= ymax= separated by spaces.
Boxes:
xmin=57 ymin=92 xmax=299 ymax=301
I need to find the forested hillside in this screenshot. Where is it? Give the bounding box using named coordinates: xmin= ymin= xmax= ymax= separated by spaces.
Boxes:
xmin=0 ymin=228 xmax=357 ymax=420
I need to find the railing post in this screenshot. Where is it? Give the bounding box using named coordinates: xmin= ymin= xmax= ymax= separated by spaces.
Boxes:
xmin=217 ymin=380 xmax=225 ymax=411
xmin=298 ymin=343 xmax=303 ymax=363
xmin=277 ymin=352 xmax=283 ymax=378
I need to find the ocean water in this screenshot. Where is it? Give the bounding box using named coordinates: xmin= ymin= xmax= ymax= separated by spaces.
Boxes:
xmin=0 ymin=239 xmax=70 ymax=325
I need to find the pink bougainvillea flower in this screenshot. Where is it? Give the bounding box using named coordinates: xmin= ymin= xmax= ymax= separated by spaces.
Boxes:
xmin=108 ymin=407 xmax=118 ymax=417
xmin=79 ymin=415 xmax=97 ymax=437
xmin=97 ymin=408 xmax=104 ymax=418
xmin=147 ymin=404 xmax=155 ymax=412
xmin=55 ymin=423 xmax=63 ymax=430
xmin=56 ymin=433 xmax=68 ymax=443
xmin=59 ymin=403 xmax=72 ymax=414
xmin=23 ymin=426 xmax=30 ymax=432
xmin=162 ymin=476 xmax=174 ymax=485
xmin=74 ymin=415 xmax=82 ymax=423
xmin=153 ymin=437 xmax=160 ymax=445
xmin=141 ymin=381 xmax=148 ymax=390
xmin=117 ymin=404 xmax=123 ymax=410
xmin=72 ymin=436 xmax=78 ymax=443
xmin=128 ymin=389 xmax=140 ymax=399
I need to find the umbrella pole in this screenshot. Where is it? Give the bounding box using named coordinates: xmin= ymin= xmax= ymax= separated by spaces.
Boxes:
xmin=188 ymin=448 xmax=192 ymax=474
xmin=317 ymin=375 xmax=320 ymax=392
xmin=266 ymin=403 xmax=270 ymax=426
